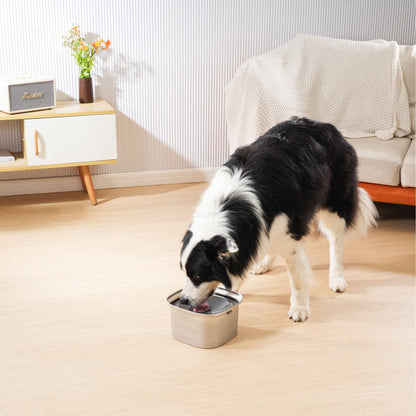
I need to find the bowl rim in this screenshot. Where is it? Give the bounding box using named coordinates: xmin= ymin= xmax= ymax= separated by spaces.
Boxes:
xmin=167 ymin=287 xmax=243 ymax=317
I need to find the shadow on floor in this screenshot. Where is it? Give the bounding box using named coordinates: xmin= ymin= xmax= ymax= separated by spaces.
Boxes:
xmin=228 ymin=325 xmax=279 ymax=346
xmin=0 ymin=181 xmax=205 ymax=207
xmin=375 ymin=202 xmax=415 ymax=220
xmin=96 ymin=182 xmax=205 ymax=204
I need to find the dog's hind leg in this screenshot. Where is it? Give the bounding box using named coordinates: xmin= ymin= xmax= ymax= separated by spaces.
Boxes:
xmin=250 ymin=254 xmax=275 ymax=275
xmin=250 ymin=230 xmax=275 ymax=275
xmin=317 ymin=210 xmax=347 ymax=293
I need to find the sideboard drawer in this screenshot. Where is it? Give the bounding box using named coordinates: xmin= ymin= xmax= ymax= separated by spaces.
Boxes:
xmin=24 ymin=114 xmax=117 ymax=166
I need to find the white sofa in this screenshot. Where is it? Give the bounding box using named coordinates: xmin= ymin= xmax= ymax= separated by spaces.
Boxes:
xmin=345 ymin=45 xmax=415 ymax=205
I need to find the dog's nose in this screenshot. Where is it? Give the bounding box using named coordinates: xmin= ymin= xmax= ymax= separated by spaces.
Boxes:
xmin=179 ymin=296 xmax=189 ymax=305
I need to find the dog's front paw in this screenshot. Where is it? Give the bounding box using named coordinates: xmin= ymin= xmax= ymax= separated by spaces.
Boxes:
xmin=329 ymin=276 xmax=347 ymax=293
xmin=288 ymin=305 xmax=310 ymax=322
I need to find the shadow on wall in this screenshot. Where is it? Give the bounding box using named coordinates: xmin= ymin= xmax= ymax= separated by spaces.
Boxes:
xmin=89 ymin=41 xmax=193 ymax=174
xmin=55 ymin=90 xmax=73 ymax=100
xmin=90 ymin=111 xmax=194 ymax=176
xmin=0 ymin=99 xmax=192 ymax=182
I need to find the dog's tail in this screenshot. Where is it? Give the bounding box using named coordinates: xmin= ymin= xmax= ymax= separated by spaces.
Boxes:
xmin=349 ymin=187 xmax=378 ymax=237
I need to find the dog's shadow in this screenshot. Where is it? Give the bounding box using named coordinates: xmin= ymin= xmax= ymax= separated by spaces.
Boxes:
xmin=226 ymin=292 xmax=289 ymax=346
xmin=227 ymin=325 xmax=279 ymax=347
xmin=231 ymin=271 xmax=411 ymax=329
xmin=241 ymin=293 xmax=288 ymax=304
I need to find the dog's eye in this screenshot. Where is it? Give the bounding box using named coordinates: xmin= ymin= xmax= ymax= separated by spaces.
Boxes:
xmin=195 ymin=275 xmax=201 ymax=280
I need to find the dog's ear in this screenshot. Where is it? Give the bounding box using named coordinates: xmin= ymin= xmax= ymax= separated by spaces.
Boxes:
xmin=207 ymin=235 xmax=239 ymax=259
xmin=225 ymin=239 xmax=239 ymax=253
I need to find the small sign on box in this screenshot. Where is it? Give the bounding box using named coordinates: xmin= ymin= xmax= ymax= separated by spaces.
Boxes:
xmin=0 ymin=77 xmax=56 ymax=114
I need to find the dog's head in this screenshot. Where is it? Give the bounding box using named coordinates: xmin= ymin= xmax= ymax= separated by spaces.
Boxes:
xmin=179 ymin=233 xmax=238 ymax=307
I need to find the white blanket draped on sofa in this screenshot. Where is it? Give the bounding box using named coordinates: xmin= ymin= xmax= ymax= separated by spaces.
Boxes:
xmin=225 ymin=34 xmax=411 ymax=152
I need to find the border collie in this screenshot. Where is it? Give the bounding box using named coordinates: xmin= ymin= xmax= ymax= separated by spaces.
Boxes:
xmin=180 ymin=117 xmax=377 ymax=321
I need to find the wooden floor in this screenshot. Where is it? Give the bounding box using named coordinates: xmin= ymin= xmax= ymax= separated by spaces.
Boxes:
xmin=0 ymin=183 xmax=414 ymax=416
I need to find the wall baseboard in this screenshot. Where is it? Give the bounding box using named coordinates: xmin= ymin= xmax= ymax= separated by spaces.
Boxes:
xmin=0 ymin=168 xmax=217 ymax=197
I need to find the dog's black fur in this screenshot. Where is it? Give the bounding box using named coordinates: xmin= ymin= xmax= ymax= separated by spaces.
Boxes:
xmin=181 ymin=117 xmax=359 ymax=289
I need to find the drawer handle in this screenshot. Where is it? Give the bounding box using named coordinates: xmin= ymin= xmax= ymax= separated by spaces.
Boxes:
xmin=34 ymin=130 xmax=39 ymax=156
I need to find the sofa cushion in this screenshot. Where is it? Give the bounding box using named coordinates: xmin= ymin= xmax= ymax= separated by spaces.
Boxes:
xmin=346 ymin=137 xmax=411 ymax=186
xmin=401 ymin=139 xmax=415 ymax=187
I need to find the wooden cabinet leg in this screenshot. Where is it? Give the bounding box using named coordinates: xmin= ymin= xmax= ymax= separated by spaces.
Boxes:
xmin=78 ymin=166 xmax=87 ymax=193
xmin=78 ymin=166 xmax=97 ymax=205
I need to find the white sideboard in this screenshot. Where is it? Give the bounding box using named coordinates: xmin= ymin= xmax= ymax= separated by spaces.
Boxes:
xmin=0 ymin=100 xmax=117 ymax=204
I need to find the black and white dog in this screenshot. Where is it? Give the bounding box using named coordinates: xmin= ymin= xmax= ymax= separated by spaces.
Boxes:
xmin=180 ymin=117 xmax=377 ymax=321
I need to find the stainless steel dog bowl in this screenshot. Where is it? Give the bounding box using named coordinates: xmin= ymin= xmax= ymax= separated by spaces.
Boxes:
xmin=167 ymin=287 xmax=243 ymax=349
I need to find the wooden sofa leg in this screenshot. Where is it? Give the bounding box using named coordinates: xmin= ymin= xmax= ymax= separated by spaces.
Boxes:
xmin=78 ymin=166 xmax=97 ymax=205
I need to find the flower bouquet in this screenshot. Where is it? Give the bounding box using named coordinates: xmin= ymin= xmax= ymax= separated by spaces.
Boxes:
xmin=62 ymin=24 xmax=110 ymax=103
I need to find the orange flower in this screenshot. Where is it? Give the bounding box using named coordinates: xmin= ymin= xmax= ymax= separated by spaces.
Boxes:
xmin=102 ymin=39 xmax=111 ymax=49
xmin=81 ymin=44 xmax=88 ymax=51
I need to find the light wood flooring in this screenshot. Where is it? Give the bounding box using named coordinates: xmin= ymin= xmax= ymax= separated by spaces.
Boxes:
xmin=0 ymin=183 xmax=414 ymax=416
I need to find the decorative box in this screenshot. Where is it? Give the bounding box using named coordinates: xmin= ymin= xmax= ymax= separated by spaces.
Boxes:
xmin=0 ymin=77 xmax=56 ymax=114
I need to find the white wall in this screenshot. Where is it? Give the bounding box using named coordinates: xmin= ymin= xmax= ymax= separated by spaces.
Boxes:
xmin=0 ymin=0 xmax=415 ymax=182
